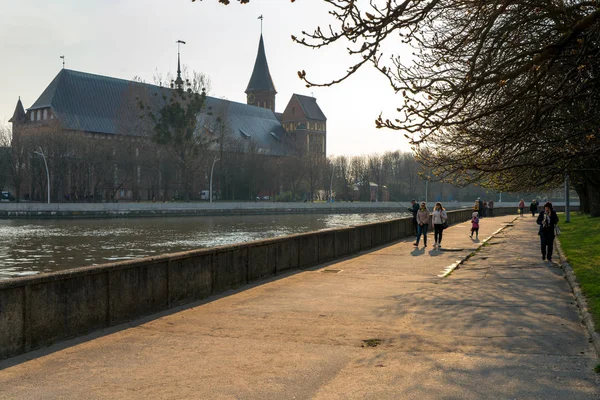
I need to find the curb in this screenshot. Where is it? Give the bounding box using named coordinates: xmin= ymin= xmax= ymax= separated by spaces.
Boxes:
xmin=438 ymin=216 xmax=518 ymax=278
xmin=555 ymin=239 xmax=600 ymax=358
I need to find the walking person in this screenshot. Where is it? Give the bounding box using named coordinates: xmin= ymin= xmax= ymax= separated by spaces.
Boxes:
xmin=413 ymin=202 xmax=429 ymax=247
xmin=482 ymin=200 xmax=488 ymax=218
xmin=470 ymin=212 xmax=479 ymax=240
xmin=536 ymin=202 xmax=559 ymax=262
xmin=530 ymin=199 xmax=539 ymax=217
xmin=488 ymin=199 xmax=494 ymax=217
xmin=432 ymin=202 xmax=448 ymax=249
xmin=408 ymin=199 xmax=419 ymax=234
xmin=518 ymin=199 xmax=525 ymax=216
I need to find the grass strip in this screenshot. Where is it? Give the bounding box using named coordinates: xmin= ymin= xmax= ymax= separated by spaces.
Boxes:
xmin=558 ymin=213 xmax=600 ymax=331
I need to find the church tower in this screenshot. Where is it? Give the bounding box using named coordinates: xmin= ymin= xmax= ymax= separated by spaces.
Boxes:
xmin=245 ymin=34 xmax=277 ymax=112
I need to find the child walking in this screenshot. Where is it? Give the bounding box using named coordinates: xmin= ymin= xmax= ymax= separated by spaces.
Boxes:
xmin=470 ymin=212 xmax=479 ymax=239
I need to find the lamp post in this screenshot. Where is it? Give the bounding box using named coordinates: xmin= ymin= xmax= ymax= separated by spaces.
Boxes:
xmin=425 ymin=170 xmax=430 ymax=204
xmin=329 ymin=162 xmax=335 ymax=203
xmin=565 ymin=174 xmax=570 ymax=223
xmin=33 ymin=146 xmax=50 ymax=204
xmin=209 ymin=155 xmax=220 ymax=204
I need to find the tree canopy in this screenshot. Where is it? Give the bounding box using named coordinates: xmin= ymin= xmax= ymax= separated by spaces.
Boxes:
xmin=196 ymin=0 xmax=600 ymax=213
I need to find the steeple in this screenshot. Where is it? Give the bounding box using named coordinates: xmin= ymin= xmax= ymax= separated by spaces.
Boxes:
xmin=173 ymin=40 xmax=186 ymax=90
xmin=245 ymin=34 xmax=277 ymax=111
xmin=9 ymin=97 xmax=26 ymax=124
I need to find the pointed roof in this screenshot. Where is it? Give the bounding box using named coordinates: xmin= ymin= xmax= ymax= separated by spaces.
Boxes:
xmin=9 ymin=98 xmax=26 ymax=123
xmin=294 ymin=94 xmax=327 ymax=121
xmin=174 ymin=51 xmax=184 ymax=90
xmin=245 ymin=34 xmax=277 ymax=94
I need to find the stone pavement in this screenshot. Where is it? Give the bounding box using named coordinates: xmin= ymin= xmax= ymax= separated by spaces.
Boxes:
xmin=1 ymin=214 xmax=598 ymax=399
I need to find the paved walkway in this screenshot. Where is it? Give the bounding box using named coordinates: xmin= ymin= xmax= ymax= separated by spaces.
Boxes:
xmin=1 ymin=215 xmax=598 ymax=399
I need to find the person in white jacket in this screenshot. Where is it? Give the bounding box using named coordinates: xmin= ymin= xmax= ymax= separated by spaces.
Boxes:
xmin=431 ymin=202 xmax=448 ymax=248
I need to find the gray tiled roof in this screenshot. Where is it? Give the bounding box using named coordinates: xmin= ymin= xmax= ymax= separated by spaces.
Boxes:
xmin=294 ymin=94 xmax=327 ymax=121
xmin=199 ymin=97 xmax=289 ymax=156
xmin=29 ymin=69 xmax=169 ymax=135
xmin=26 ymin=69 xmax=290 ymax=156
xmin=245 ymin=35 xmax=277 ymax=94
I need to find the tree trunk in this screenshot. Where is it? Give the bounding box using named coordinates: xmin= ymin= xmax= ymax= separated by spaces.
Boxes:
xmin=574 ymin=177 xmax=600 ymax=217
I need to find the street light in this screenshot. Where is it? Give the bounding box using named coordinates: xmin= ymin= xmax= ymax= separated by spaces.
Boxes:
xmin=425 ymin=180 xmax=428 ymax=204
xmin=329 ymin=162 xmax=335 ymax=203
xmin=209 ymin=155 xmax=220 ymax=204
xmin=33 ymin=146 xmax=50 ymax=204
xmin=565 ymin=174 xmax=570 ymax=223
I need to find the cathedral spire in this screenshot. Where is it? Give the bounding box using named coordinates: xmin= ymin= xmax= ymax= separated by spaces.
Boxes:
xmin=246 ymin=32 xmax=277 ymax=111
xmin=9 ymin=97 xmax=26 ymax=124
xmin=173 ymin=40 xmax=186 ymax=90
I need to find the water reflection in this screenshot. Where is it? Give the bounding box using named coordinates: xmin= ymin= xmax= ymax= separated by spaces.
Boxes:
xmin=0 ymin=212 xmax=409 ymax=279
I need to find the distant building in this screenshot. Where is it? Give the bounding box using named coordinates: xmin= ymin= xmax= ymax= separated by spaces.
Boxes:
xmin=9 ymin=33 xmax=327 ymax=201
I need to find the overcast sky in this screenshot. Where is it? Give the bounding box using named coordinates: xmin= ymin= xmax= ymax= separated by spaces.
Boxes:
xmin=0 ymin=0 xmax=412 ymax=155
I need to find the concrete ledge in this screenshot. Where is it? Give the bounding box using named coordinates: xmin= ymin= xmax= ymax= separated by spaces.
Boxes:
xmin=0 ymin=206 xmax=536 ymax=360
xmin=212 ymin=247 xmax=248 ymax=292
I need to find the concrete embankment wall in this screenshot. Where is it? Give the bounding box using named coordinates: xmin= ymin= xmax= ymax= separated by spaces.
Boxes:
xmin=0 ymin=201 xmax=579 ymax=219
xmin=0 ymin=202 xmax=415 ymax=219
xmin=0 ymin=206 xmax=571 ymax=359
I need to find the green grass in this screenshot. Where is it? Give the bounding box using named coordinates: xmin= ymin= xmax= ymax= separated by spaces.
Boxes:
xmin=558 ymin=213 xmax=600 ymax=330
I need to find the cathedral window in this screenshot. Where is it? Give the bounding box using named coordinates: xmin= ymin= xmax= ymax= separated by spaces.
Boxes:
xmin=43 ymin=109 xmax=48 ymax=120
xmin=30 ymin=112 xmax=34 ymax=121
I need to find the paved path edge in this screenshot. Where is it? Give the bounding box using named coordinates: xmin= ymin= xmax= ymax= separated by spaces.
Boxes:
xmin=556 ymin=239 xmax=600 ymax=359
xmin=440 ymin=216 xmax=518 ymax=278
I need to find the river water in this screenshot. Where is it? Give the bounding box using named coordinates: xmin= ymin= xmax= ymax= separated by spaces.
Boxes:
xmin=0 ymin=212 xmax=410 ymax=280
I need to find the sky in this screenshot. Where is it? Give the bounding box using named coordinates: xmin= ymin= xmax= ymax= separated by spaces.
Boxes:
xmin=0 ymin=0 xmax=412 ymax=156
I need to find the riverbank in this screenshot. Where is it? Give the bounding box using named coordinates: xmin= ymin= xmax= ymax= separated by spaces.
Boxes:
xmin=0 ymin=201 xmax=578 ymax=219
xmin=2 ymin=213 xmax=597 ymax=398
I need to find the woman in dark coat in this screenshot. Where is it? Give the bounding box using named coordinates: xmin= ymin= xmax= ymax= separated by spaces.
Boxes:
xmin=530 ymin=199 xmax=539 ymax=216
xmin=536 ymin=202 xmax=559 ymax=262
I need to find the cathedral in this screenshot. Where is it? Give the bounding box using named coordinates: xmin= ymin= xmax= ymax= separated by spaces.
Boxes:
xmin=9 ymin=33 xmax=327 ymax=201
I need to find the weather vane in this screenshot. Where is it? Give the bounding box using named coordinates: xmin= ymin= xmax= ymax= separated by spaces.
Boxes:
xmin=60 ymin=55 xmax=65 ymax=69
xmin=258 ymin=15 xmax=263 ymax=34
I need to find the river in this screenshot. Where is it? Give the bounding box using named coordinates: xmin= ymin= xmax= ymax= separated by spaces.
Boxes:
xmin=0 ymin=212 xmax=410 ymax=279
